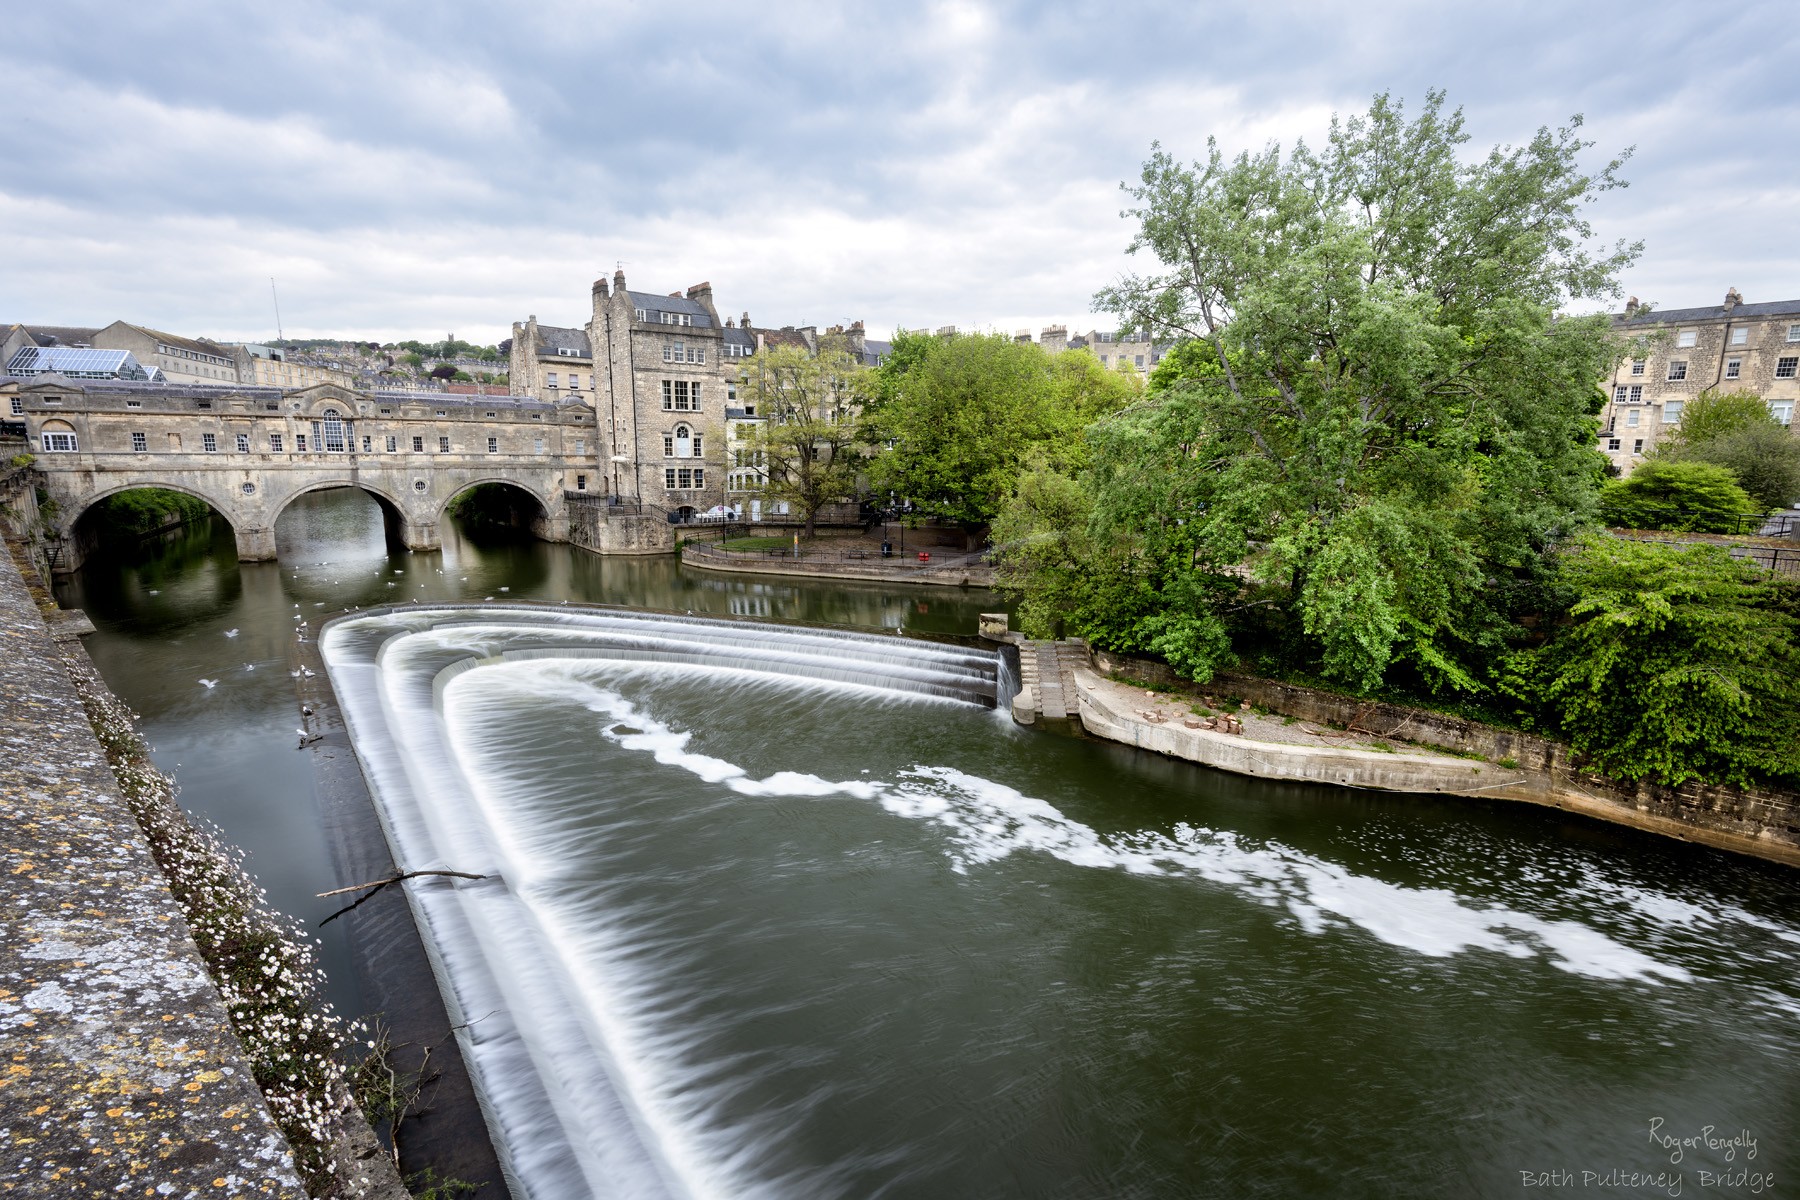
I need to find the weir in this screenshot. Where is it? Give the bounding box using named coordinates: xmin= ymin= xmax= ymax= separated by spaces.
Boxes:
xmin=322 ymin=606 xmax=1007 ymax=1198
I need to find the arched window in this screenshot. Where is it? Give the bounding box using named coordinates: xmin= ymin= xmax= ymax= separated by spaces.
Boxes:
xmin=320 ymin=408 xmax=347 ymax=453
xmin=675 ymin=423 xmax=694 ymax=458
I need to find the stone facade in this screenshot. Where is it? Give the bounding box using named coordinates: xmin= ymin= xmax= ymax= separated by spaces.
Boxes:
xmin=507 ymin=316 xmax=596 ymax=405
xmin=231 ymin=344 xmax=358 ymax=390
xmin=1602 ymin=289 xmax=1800 ymax=471
xmin=4 ymin=376 xmax=597 ymax=569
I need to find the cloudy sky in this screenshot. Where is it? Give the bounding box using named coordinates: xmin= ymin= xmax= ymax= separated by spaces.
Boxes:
xmin=4 ymin=0 xmax=1796 ymax=346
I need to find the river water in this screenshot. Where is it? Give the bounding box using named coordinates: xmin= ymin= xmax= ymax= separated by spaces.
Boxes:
xmin=56 ymin=488 xmax=1800 ymax=1198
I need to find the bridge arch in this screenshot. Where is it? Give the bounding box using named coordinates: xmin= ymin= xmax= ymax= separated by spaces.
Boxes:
xmin=439 ymin=477 xmax=558 ymax=541
xmin=268 ymin=479 xmax=421 ymax=557
xmin=63 ymin=480 xmax=245 ymax=573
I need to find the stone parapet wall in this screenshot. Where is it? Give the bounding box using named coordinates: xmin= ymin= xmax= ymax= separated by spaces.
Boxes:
xmin=1091 ymin=649 xmax=1800 ymax=868
xmin=0 ymin=546 xmax=306 ymax=1195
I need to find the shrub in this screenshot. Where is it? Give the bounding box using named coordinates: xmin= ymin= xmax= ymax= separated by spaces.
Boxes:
xmin=1597 ymin=459 xmax=1761 ymax=532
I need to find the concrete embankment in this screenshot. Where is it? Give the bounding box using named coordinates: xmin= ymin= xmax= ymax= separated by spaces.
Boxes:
xmin=682 ymin=540 xmax=996 ymax=588
xmin=0 ymin=547 xmax=305 ymax=1196
xmin=1010 ymin=638 xmax=1800 ymax=869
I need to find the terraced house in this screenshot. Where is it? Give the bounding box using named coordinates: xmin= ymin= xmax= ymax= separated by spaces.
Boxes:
xmin=1601 ymin=289 xmax=1800 ymax=469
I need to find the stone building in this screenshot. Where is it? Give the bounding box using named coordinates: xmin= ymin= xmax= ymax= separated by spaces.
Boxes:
xmin=88 ymin=321 xmax=241 ymax=386
xmin=1601 ymin=290 xmax=1800 ymax=470
xmin=229 ymin=344 xmax=358 ymax=390
xmin=507 ymin=316 xmax=596 ymax=405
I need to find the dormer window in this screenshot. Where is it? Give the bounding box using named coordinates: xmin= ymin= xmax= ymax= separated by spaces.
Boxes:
xmin=556 ymin=347 xmax=579 ymax=357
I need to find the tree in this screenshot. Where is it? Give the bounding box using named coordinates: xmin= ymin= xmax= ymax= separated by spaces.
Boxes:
xmin=738 ymin=345 xmax=870 ymax=538
xmin=870 ymin=333 xmax=1128 ymax=541
xmin=1503 ymin=536 xmax=1800 ymax=788
xmin=1680 ymin=423 xmax=1800 ymax=512
xmin=430 ymin=364 xmax=457 ymax=381
xmin=1013 ymin=91 xmax=1637 ymax=693
xmin=1597 ymin=459 xmax=1760 ymax=532
xmin=1659 ymin=389 xmax=1776 ymax=453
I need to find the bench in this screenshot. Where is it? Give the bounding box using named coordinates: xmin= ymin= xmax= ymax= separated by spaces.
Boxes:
xmin=845 ymin=550 xmax=868 ymax=560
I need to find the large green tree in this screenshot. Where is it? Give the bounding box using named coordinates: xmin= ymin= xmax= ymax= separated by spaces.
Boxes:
xmin=870 ymin=332 xmax=1133 ymax=539
xmin=737 ymin=344 xmax=870 ymax=538
xmin=1001 ymin=91 xmax=1638 ymax=694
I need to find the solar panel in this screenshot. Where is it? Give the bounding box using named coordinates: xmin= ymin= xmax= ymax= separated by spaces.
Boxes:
xmin=5 ymin=346 xmax=150 ymax=380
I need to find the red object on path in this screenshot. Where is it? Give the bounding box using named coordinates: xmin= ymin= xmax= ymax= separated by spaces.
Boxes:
xmin=917 ymin=551 xmax=931 ymax=562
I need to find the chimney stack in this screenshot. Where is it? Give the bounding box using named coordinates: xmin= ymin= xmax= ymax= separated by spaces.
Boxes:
xmin=1724 ymin=287 xmax=1743 ymax=313
xmin=1624 ymin=297 xmax=1640 ymax=317
xmin=592 ymin=275 xmax=609 ymax=298
xmin=613 ymin=268 xmax=627 ymax=293
xmin=741 ymin=311 xmax=751 ymax=329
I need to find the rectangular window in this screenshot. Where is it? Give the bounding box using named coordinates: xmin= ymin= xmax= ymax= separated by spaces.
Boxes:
xmin=665 ymin=342 xmax=680 ymax=363
xmin=692 ymin=432 xmax=703 ymax=457
xmin=487 ymin=436 xmax=498 ymax=453
xmin=1626 ymin=410 xmax=1639 ymax=427
xmin=575 ymin=438 xmax=585 ymax=454
xmin=296 ymin=434 xmax=308 ymax=451
xmin=534 ymin=438 xmax=545 ymax=454
xmin=236 ymin=433 xmax=250 ymax=453
xmin=690 ymin=346 xmax=704 ymax=364
xmin=1614 ymin=385 xmax=1628 ymax=403
xmin=1633 ymin=439 xmax=1644 ymax=454
xmin=41 ymin=432 xmax=77 ymax=452
xmin=271 ymin=433 xmax=284 ymax=452
xmin=1630 ymin=359 xmax=1645 ymax=376
xmin=547 ymin=372 xmax=558 ymax=387
xmin=361 ymin=435 xmax=372 ymax=452
xmin=635 ymin=308 xmax=647 ymax=321
xmin=1788 ymin=324 xmax=1800 ymax=342
xmin=665 ymin=467 xmax=677 ymax=489
xmin=1664 ymin=400 xmax=1684 ymax=423
xmin=691 ymin=383 xmax=701 ymax=409
xmin=1771 ymin=401 xmax=1794 ymax=426
xmin=678 ymin=468 xmax=693 ymax=489
xmin=439 ymin=436 xmax=450 ymax=452
xmin=1135 ymin=355 xmax=1145 ymax=368
xmin=728 ymin=383 xmax=737 ymax=403
xmin=664 ymin=435 xmax=674 ymax=457
xmin=202 ymin=433 xmax=218 ymax=452
xmin=1629 ymin=385 xmax=1642 ymax=402
xmin=662 ymin=380 xmax=673 ymax=410
xmin=1725 ymin=358 xmax=1742 ymax=380
xmin=1667 ymin=361 xmax=1687 ymax=381
xmin=1607 ymin=438 xmax=1621 ymax=450
xmin=1677 ymin=329 xmax=1697 ymax=348
xmin=412 ymin=436 xmax=424 ymax=452
xmin=1776 ymin=356 xmax=1799 ymax=379
xmin=1731 ymin=327 xmax=1748 ymax=346
xmin=575 ymin=474 xmax=587 ymax=491
xmin=386 ymin=435 xmax=398 ymax=452
xmin=693 ymin=467 xmax=704 ymax=488
xmin=132 ymin=431 xmax=147 ymax=453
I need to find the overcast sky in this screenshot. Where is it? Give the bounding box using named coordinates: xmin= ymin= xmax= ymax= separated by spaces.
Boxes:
xmin=3 ymin=1 xmax=1796 ymax=346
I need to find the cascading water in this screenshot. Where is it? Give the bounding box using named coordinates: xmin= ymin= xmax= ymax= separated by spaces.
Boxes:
xmin=323 ymin=604 xmax=1800 ymax=1199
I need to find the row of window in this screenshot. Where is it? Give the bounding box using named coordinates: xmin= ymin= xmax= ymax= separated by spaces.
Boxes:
xmin=1668 ymin=324 xmax=1800 ymax=349
xmin=664 ymin=467 xmax=705 ymax=490
xmin=545 ymin=372 xmax=586 ymax=389
xmin=1656 ymin=355 xmax=1799 ymax=383
xmin=104 ymin=432 xmax=539 ymax=454
xmin=663 ymin=341 xmax=705 ymax=365
xmin=157 ymin=342 xmax=233 ymax=366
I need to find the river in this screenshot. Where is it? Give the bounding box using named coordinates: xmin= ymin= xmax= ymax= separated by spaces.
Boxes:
xmin=56 ymin=488 xmax=1800 ymax=1199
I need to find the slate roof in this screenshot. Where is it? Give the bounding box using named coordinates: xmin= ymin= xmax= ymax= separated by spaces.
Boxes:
xmin=861 ymin=339 xmax=892 ymax=366
xmin=721 ymin=326 xmax=756 ymax=349
xmin=123 ymin=323 xmax=236 ymax=358
xmin=13 ymin=324 xmax=103 ymax=347
xmin=627 ymin=290 xmax=714 ymax=328
xmin=1619 ymin=298 xmax=1800 ymax=326
xmin=533 ymin=324 xmax=591 ymax=358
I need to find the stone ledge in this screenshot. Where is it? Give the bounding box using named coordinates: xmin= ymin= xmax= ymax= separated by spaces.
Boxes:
xmin=0 ymin=547 xmax=305 ymax=1196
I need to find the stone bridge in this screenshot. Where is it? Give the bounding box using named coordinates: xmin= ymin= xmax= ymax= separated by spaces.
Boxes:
xmin=3 ymin=376 xmax=603 ymax=571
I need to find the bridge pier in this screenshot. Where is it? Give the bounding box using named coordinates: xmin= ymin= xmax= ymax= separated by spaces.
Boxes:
xmin=234 ymin=525 xmax=278 ymax=561
xmin=401 ymin=517 xmax=440 ymax=554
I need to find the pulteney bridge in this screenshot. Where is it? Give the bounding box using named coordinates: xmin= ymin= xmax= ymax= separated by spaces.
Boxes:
xmin=3 ymin=375 xmax=602 ymax=571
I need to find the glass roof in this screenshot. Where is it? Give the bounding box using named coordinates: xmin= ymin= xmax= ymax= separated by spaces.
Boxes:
xmin=7 ymin=346 xmax=151 ymax=380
